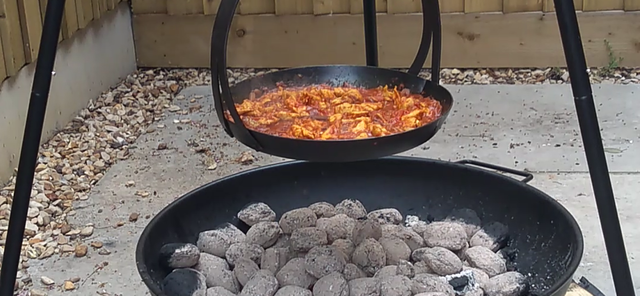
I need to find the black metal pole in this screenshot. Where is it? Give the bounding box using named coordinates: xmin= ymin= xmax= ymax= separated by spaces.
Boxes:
xmin=553 ymin=1 xmax=636 ymax=295
xmin=363 ymin=0 xmax=378 ymax=67
xmin=0 ymin=0 xmax=66 ymax=295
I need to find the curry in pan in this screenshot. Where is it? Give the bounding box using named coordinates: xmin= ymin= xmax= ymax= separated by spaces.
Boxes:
xmin=225 ymin=83 xmax=443 ymax=140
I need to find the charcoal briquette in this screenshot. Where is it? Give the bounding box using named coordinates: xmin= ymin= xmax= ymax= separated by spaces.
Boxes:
xmin=239 ymin=270 xmax=279 ymax=296
xmin=396 ymin=260 xmax=415 ymax=278
xmin=352 ymin=217 xmax=382 ymax=245
xmin=447 ymin=275 xmax=469 ymax=291
xmin=445 ymin=208 xmax=482 ymax=238
xmin=343 ymin=263 xmax=367 ymax=280
xmin=225 ymin=242 xmax=264 ymax=267
xmin=304 ymin=245 xmax=347 ymax=278
xmin=367 ymin=208 xmax=403 ymax=225
xmin=351 ymin=238 xmax=386 ymax=276
xmin=276 ymin=258 xmax=317 ymax=289
xmin=317 ymin=214 xmax=356 ymax=242
xmin=465 ymin=246 xmax=507 ymax=277
xmin=348 ymin=278 xmax=381 ymax=296
xmin=422 ymin=247 xmax=463 ymax=276
xmin=335 ymin=199 xmax=368 ymax=219
xmin=159 ymin=243 xmax=200 ymax=269
xmin=410 ymin=273 xmax=454 ymax=296
xmin=237 ymin=202 xmax=277 ymax=226
xmin=245 ymin=221 xmax=283 ymax=248
xmin=313 ymin=272 xmax=349 ymax=296
xmin=279 ymin=208 xmax=317 ymax=234
xmin=233 ymin=257 xmax=260 ymax=287
xmin=161 ymin=268 xmax=207 ymax=296
xmin=483 ymin=271 xmax=529 ymax=296
xmin=290 ymin=227 xmax=328 ymax=252
xmin=309 ymin=202 xmax=337 ymax=218
xmin=196 ymin=223 xmax=246 ymax=258
xmin=422 ymin=222 xmax=468 ymax=251
xmin=206 ymin=286 xmax=236 ymax=296
xmin=379 ymin=275 xmax=412 ymax=296
xmin=274 ymin=285 xmax=313 ymax=296
xmin=373 ymin=265 xmax=398 ymax=279
xmin=469 ymin=222 xmax=509 ymax=252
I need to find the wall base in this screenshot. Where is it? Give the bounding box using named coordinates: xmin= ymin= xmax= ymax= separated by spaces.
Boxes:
xmin=0 ymin=2 xmax=137 ymax=182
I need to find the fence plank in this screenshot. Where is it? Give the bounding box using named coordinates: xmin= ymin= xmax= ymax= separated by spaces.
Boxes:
xmin=275 ymin=0 xmax=313 ymax=14
xmin=107 ymin=0 xmax=116 ymax=10
xmin=0 ymin=34 xmax=7 ymax=81
xmin=62 ymin=0 xmax=78 ymax=39
xmin=167 ymin=0 xmax=204 ymax=15
xmin=203 ymin=0 xmax=221 ymax=14
xmin=625 ymin=0 xmax=640 ymax=10
xmin=350 ymin=0 xmax=387 ymax=13
xmin=92 ymin=0 xmax=101 ymax=19
xmin=313 ymin=0 xmax=350 ymax=14
xmin=583 ymin=0 xmax=623 ymax=11
xmin=100 ymin=0 xmax=108 ymax=13
xmin=464 ymin=0 xmax=502 ymax=12
xmin=503 ymin=0 xmax=542 ymax=12
xmin=76 ymin=0 xmax=93 ymax=29
xmin=0 ymin=0 xmax=26 ymax=75
xmin=132 ymin=0 xmax=167 ymax=14
xmin=440 ymin=0 xmax=463 ymax=12
xmin=387 ymin=0 xmax=420 ymax=13
xmin=17 ymin=0 xmax=41 ymax=62
xmin=239 ymin=0 xmax=276 ymax=14
xmin=542 ymin=0 xmax=582 ymax=11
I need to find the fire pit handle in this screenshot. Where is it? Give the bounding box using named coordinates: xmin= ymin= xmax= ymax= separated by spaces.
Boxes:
xmin=455 ymin=159 xmax=534 ymax=183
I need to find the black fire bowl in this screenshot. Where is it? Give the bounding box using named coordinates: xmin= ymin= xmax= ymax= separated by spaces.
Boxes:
xmin=136 ymin=156 xmax=584 ymax=296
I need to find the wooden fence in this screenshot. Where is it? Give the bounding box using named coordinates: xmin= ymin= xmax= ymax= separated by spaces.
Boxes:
xmin=132 ymin=0 xmax=640 ymax=68
xmin=0 ymin=0 xmax=125 ymax=83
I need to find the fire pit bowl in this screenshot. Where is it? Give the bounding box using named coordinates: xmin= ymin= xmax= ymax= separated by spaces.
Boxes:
xmin=136 ymin=157 xmax=583 ymax=296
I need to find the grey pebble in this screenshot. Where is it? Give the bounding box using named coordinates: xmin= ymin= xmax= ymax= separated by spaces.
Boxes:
xmin=275 ymin=286 xmax=313 ymax=296
xmin=313 ymin=272 xmax=349 ymax=296
xmin=483 ymin=271 xmax=529 ymax=296
xmin=276 ymin=258 xmax=317 ymax=289
xmin=304 ymin=245 xmax=347 ymax=278
xmin=379 ymin=275 xmax=412 ymax=296
xmin=206 ymin=286 xmax=236 ymax=296
xmin=162 ymin=268 xmax=207 ymax=296
xmin=290 ymin=227 xmax=328 ymax=252
xmin=225 ymin=243 xmax=264 ymax=267
xmin=233 ymin=257 xmax=260 ymax=287
xmin=239 ymin=270 xmax=279 ymax=296
xmin=159 ymin=243 xmax=200 ymax=269
xmin=348 ymin=278 xmax=381 ymax=296
xmin=469 ymin=222 xmax=509 ymax=252
xmin=197 ymin=224 xmax=246 ymax=258
xmin=352 ymin=218 xmax=382 ymax=245
xmin=465 ymin=246 xmax=507 ymax=277
xmin=445 ymin=208 xmax=482 ymax=238
xmin=334 ymin=199 xmax=367 ymax=219
xmin=279 ymin=208 xmax=318 ymax=234
xmin=351 ymin=238 xmax=387 ymax=276
xmin=246 ymin=222 xmax=282 ymax=248
xmin=317 ymin=214 xmax=356 ymax=242
xmin=422 ymin=247 xmax=463 ymax=276
xmin=238 ymin=202 xmax=277 ymax=226
xmin=422 ymin=222 xmax=468 ymax=251
xmin=308 ymin=202 xmax=336 ymax=218
xmin=366 ymin=209 xmax=403 ymax=225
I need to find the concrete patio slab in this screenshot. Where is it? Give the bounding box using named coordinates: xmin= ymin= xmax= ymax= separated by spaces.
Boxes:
xmin=25 ymin=84 xmax=639 ymax=296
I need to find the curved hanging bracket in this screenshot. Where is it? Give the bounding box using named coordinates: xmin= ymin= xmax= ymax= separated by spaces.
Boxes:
xmin=407 ymin=0 xmax=442 ymax=87
xmin=210 ymin=0 xmax=262 ymax=150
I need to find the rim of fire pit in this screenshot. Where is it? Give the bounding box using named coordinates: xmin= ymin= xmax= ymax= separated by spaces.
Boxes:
xmin=135 ymin=156 xmax=584 ymax=296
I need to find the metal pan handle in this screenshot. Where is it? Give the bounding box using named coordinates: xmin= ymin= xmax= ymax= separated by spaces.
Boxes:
xmin=408 ymin=0 xmax=442 ymax=86
xmin=455 ymin=159 xmax=534 ymax=183
xmin=210 ymin=0 xmax=262 ymax=150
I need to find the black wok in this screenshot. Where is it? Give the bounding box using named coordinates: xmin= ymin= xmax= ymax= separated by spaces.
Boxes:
xmin=210 ymin=0 xmax=452 ymax=162
xmin=136 ymin=157 xmax=583 ymax=296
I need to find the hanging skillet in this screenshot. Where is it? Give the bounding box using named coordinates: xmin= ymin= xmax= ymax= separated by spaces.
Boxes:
xmin=210 ymin=0 xmax=453 ymax=162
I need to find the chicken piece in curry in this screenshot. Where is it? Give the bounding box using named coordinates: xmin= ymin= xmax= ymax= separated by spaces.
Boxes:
xmin=224 ymin=84 xmax=443 ymax=140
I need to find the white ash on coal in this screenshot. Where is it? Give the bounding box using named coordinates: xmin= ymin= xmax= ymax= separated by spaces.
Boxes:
xmin=159 ymin=200 xmax=531 ymax=296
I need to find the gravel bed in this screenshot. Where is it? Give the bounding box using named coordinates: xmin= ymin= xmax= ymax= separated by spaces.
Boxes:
xmin=0 ymin=66 xmax=636 ymax=294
